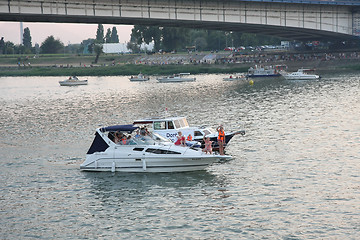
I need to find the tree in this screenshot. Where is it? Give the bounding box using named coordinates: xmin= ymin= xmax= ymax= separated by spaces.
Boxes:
xmin=40 ymin=35 xmax=64 ymax=54
xmin=93 ymin=44 xmax=103 ymax=63
xmin=105 ymin=28 xmax=111 ymax=43
xmin=111 ymin=26 xmax=119 ymax=43
xmin=96 ymin=24 xmax=104 ymax=43
xmin=0 ymin=37 xmax=5 ymax=54
xmin=23 ymin=27 xmax=32 ymax=49
xmin=162 ymin=27 xmax=188 ymax=52
xmin=194 ymin=37 xmax=207 ymax=51
xmin=130 ymin=25 xmax=162 ymax=52
xmin=81 ymin=38 xmax=95 ymax=54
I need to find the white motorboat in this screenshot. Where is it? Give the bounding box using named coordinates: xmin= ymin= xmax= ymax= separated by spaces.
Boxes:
xmin=157 ymin=73 xmax=196 ymax=83
xmin=223 ymin=74 xmax=247 ymax=81
xmin=133 ymin=116 xmax=245 ymax=151
xmin=59 ymin=76 xmax=88 ymax=86
xmin=129 ymin=73 xmax=150 ymax=81
xmin=282 ymin=68 xmax=320 ymax=80
xmin=80 ymin=124 xmax=231 ymax=172
xmin=247 ymin=65 xmax=287 ymax=79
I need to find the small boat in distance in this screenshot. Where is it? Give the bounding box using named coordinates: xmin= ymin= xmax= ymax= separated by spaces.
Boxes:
xmin=129 ymin=73 xmax=150 ymax=81
xmin=59 ymin=76 xmax=88 ymax=86
xmin=282 ymin=68 xmax=320 ymax=80
xmin=80 ymin=124 xmax=231 ymax=172
xmin=157 ymin=73 xmax=196 ymax=83
xmin=223 ymin=74 xmax=247 ymax=81
xmin=246 ymin=65 xmax=287 ymax=79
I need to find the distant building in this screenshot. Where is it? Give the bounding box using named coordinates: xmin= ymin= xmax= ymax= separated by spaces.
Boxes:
xmin=102 ymin=43 xmax=154 ymax=53
xmin=102 ymin=43 xmax=130 ymax=54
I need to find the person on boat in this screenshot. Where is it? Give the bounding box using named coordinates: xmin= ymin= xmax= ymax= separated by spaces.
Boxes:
xmin=187 ymin=134 xmax=193 ymax=141
xmin=217 ymin=125 xmax=225 ymax=155
xmin=120 ymin=135 xmax=127 ymax=145
xmin=114 ymin=131 xmax=123 ymax=144
xmin=174 ymin=132 xmax=186 ymax=146
xmin=203 ymin=136 xmax=213 ymax=154
xmin=126 ymin=135 xmax=137 ymax=145
xmin=134 ymin=129 xmax=140 ymax=138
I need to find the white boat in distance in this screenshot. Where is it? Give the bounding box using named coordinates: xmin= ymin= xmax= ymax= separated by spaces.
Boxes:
xmin=129 ymin=73 xmax=150 ymax=81
xmin=133 ymin=116 xmax=245 ymax=151
xmin=157 ymin=73 xmax=196 ymax=83
xmin=80 ymin=124 xmax=231 ymax=172
xmin=223 ymin=74 xmax=247 ymax=81
xmin=247 ymin=65 xmax=287 ymax=79
xmin=282 ymin=68 xmax=320 ymax=80
xmin=59 ymin=76 xmax=88 ymax=86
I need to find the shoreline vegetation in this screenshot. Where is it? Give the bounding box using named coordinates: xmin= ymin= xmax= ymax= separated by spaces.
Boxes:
xmin=1 ymin=51 xmax=360 ymax=77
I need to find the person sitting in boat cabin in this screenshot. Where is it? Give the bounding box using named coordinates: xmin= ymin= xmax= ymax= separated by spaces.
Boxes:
xmin=187 ymin=134 xmax=193 ymax=141
xmin=217 ymin=125 xmax=225 ymax=155
xmin=174 ymin=131 xmax=186 ymax=146
xmin=134 ymin=129 xmax=140 ymax=138
xmin=114 ymin=131 xmax=124 ymax=144
xmin=119 ymin=134 xmax=128 ymax=145
xmin=203 ymin=136 xmax=213 ymax=154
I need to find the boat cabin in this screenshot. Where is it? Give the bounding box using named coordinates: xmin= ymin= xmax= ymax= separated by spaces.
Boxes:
xmin=133 ymin=116 xmax=214 ymax=142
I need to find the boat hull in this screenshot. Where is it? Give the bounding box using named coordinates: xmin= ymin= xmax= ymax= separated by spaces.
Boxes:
xmin=284 ymin=75 xmax=319 ymax=80
xmin=59 ymin=80 xmax=88 ymax=86
xmin=157 ymin=78 xmax=196 ymax=83
xmin=129 ymin=78 xmax=150 ymax=82
xmin=80 ymin=155 xmax=229 ymax=172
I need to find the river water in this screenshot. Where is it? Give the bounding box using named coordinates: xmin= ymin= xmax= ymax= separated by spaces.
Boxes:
xmin=0 ymin=73 xmax=359 ymax=239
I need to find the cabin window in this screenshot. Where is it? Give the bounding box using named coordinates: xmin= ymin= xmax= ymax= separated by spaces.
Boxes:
xmin=183 ymin=118 xmax=189 ymax=127
xmin=167 ymin=121 xmax=175 ymax=129
xmin=203 ymin=130 xmax=211 ymax=135
xmin=179 ymin=119 xmax=186 ymax=128
xmin=154 ymin=121 xmax=166 ymax=130
xmin=133 ymin=148 xmax=144 ymax=151
xmin=145 ymin=148 xmax=181 ymax=154
xmin=174 ymin=120 xmax=181 ymax=129
xmin=194 ymin=131 xmax=203 ymax=137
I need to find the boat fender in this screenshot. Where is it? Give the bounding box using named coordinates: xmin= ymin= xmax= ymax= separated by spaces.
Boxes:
xmin=111 ymin=161 xmax=115 ymax=172
xmin=142 ymin=159 xmax=147 ymax=171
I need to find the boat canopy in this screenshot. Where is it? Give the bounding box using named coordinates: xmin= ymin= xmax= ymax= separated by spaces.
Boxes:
xmin=100 ymin=125 xmax=138 ymax=133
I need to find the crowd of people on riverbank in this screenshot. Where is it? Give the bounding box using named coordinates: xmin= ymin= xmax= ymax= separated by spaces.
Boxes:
xmin=131 ymin=51 xmax=360 ymax=66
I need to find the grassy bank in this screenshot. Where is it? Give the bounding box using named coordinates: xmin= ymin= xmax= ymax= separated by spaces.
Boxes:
xmin=0 ymin=64 xmax=250 ymax=77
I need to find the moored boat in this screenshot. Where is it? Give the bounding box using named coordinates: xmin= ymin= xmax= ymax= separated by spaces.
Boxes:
xmin=129 ymin=73 xmax=150 ymax=81
xmin=157 ymin=73 xmax=196 ymax=83
xmin=223 ymin=74 xmax=247 ymax=81
xmin=246 ymin=65 xmax=287 ymax=79
xmin=80 ymin=124 xmax=231 ymax=172
xmin=133 ymin=116 xmax=245 ymax=151
xmin=59 ymin=76 xmax=88 ymax=86
xmin=282 ymin=68 xmax=320 ymax=80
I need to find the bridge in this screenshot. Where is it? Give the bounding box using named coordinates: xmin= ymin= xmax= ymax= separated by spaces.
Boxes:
xmin=1 ymin=0 xmax=360 ymax=41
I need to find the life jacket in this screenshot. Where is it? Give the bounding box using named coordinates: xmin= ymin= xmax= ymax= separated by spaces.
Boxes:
xmin=218 ymin=129 xmax=225 ymax=141
xmin=187 ymin=135 xmax=192 ymax=141
xmin=122 ymin=138 xmax=127 ymax=145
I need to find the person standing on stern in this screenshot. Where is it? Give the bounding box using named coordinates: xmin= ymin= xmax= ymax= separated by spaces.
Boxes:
xmin=217 ymin=125 xmax=225 ymax=155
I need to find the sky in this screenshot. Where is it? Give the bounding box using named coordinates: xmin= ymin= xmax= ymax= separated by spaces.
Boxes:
xmin=0 ymin=22 xmax=133 ymax=45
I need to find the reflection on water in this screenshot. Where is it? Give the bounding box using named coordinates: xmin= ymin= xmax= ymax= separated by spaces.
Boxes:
xmin=0 ymin=73 xmax=359 ymax=239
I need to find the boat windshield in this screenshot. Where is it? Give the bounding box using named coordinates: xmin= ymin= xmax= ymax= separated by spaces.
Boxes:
xmin=117 ymin=131 xmax=172 ymax=146
xmin=182 ymin=118 xmax=189 ymax=127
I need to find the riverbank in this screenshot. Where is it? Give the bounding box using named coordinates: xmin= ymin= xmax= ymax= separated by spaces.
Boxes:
xmin=1 ymin=51 xmax=360 ymax=76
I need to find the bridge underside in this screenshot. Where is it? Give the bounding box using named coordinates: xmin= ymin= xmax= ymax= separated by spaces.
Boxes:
xmin=1 ymin=13 xmax=355 ymax=41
